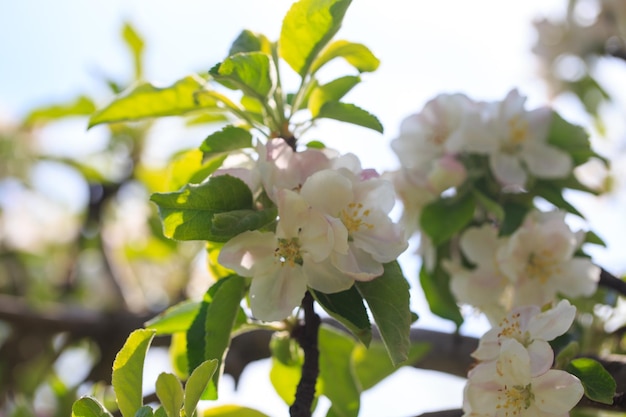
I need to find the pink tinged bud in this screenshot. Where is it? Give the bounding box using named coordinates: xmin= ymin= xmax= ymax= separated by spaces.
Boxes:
xmin=427 ymin=154 xmax=467 ymax=192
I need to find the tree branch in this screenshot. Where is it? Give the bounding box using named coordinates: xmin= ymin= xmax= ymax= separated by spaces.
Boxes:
xmin=599 ymin=267 xmax=626 ymax=296
xmin=289 ymin=291 xmax=320 ymax=417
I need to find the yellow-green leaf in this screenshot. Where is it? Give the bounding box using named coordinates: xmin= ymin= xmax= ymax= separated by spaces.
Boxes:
xmin=155 ymin=373 xmax=183 ymax=417
xmin=310 ymin=40 xmax=379 ymax=75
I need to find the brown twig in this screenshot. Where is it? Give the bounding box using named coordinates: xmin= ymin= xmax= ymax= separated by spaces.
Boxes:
xmin=289 ymin=291 xmax=320 ymax=417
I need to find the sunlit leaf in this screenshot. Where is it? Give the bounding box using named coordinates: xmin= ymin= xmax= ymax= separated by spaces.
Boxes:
xmin=122 ymin=22 xmax=145 ymax=80
xmin=279 ymin=0 xmax=352 ymax=76
xmin=310 ymin=40 xmax=379 ymax=74
xmin=145 ymin=300 xmax=201 ymax=335
xmin=317 ymin=102 xmax=383 ymax=133
xmin=185 ymin=359 xmax=219 ymax=417
xmin=210 ymin=52 xmax=275 ymax=99
xmin=202 ymin=405 xmax=271 ymax=417
xmin=355 ymin=262 xmax=411 ymax=366
xmin=567 ymin=358 xmax=616 ymax=405
xmin=199 ymin=125 xmax=253 ymax=158
xmin=166 ymin=149 xmax=227 ymax=191
xmin=24 ymin=95 xmax=96 ymax=126
xmin=72 ymin=397 xmax=113 ymax=417
xmin=135 ymin=406 xmax=154 ymax=417
xmin=112 ymin=329 xmax=156 ymax=417
xmin=318 ymin=326 xmax=360 ymax=417
xmin=228 ymin=30 xmax=272 ymax=56
xmin=155 ymin=373 xmax=183 ymax=417
xmin=150 ymin=175 xmax=253 ymax=241
xmin=311 ymin=286 xmax=371 ymax=346
xmin=308 ymin=76 xmax=360 ymax=116
xmin=90 ymin=75 xmax=216 ymax=127
xmin=169 ymin=332 xmax=189 ymax=380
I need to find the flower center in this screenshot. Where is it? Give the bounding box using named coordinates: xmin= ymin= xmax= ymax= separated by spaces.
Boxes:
xmin=502 ymin=116 xmax=529 ymax=153
xmin=275 ymin=237 xmax=303 ymax=267
xmin=497 ymin=313 xmax=523 ymax=339
xmin=497 ymin=383 xmax=534 ymax=416
xmin=525 ymin=250 xmax=557 ymax=283
xmin=340 ymin=202 xmax=374 ymax=234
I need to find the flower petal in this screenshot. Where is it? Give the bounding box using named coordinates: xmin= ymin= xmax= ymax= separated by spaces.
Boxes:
xmin=533 ymin=370 xmax=584 ymax=414
xmin=249 ymin=264 xmax=308 ymax=321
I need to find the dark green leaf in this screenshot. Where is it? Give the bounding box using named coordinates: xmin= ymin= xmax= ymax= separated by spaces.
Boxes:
xmin=499 ymin=201 xmax=530 ymax=236
xmin=210 ymin=208 xmax=278 ymax=241
xmin=228 ymin=30 xmax=272 ymax=56
xmin=352 ymin=340 xmax=430 ymax=391
xmin=419 ymin=263 xmax=463 ymax=327
xmin=25 ymin=96 xmax=96 ymax=126
xmin=269 ymin=332 xmax=302 ymax=366
xmin=533 ymin=181 xmax=583 ymax=217
xmin=472 ymin=189 xmax=504 ymax=222
xmin=150 ymin=175 xmax=253 ymax=241
xmin=310 ymin=40 xmax=379 ymax=74
xmin=308 ymin=76 xmax=360 ymax=116
xmin=584 ymin=230 xmax=606 ymax=247
xmin=145 ymin=300 xmax=201 ymax=335
xmin=72 ymin=397 xmax=113 ymax=417
xmin=184 ymin=359 xmax=218 ymax=417
xmin=186 ymin=276 xmax=247 ymax=400
xmin=567 ymin=358 xmax=616 ymax=405
xmin=279 ymin=0 xmax=352 ymax=76
xmin=199 ymin=125 xmax=253 ymax=157
xmin=112 ymin=329 xmax=156 ymax=417
xmin=155 ymin=373 xmax=183 ymax=417
xmin=311 ymin=286 xmax=371 ymax=346
xmin=210 ymin=52 xmax=275 ymax=99
xmin=420 ymin=193 xmax=475 ymax=246
xmin=135 ymin=406 xmax=154 ymax=417
xmin=89 ymin=76 xmax=215 ymax=127
xmin=317 ymin=102 xmax=383 ymax=133
xmin=355 ymin=262 xmax=411 ymax=366
xmin=318 ymin=326 xmax=360 ymax=417
xmin=546 ymin=112 xmax=603 ymax=166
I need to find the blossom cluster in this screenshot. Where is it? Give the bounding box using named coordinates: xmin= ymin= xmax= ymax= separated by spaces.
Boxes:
xmin=445 ymin=210 xmax=599 ymax=322
xmin=463 ymin=300 xmax=584 ymax=417
xmin=218 ymin=139 xmax=408 ymax=321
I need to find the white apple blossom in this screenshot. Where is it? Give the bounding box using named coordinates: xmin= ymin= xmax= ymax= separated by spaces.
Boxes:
xmin=218 ymin=188 xmax=351 ymax=321
xmin=473 ymin=300 xmax=577 ymax=376
xmin=464 ymin=339 xmax=584 ymax=417
xmin=497 ymin=210 xmax=599 ymax=308
xmin=446 ymin=224 xmax=509 ymax=321
xmin=300 ymin=168 xmax=408 ymax=280
xmin=482 ymin=90 xmax=572 ymax=189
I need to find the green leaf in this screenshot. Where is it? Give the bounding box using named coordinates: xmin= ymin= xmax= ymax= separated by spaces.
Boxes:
xmin=186 ymin=276 xmax=247 ymax=400
xmin=210 ymin=208 xmax=278 ymax=241
xmin=89 ymin=75 xmax=215 ymax=127
xmin=472 ymin=189 xmax=504 ymax=222
xmin=308 ymin=76 xmax=360 ymax=116
xmin=199 ymin=125 xmax=253 ymax=158
xmin=499 ymin=201 xmax=530 ymax=236
xmin=72 ymin=397 xmax=113 ymax=417
xmin=24 ymin=95 xmax=96 ymax=126
xmin=112 ymin=329 xmax=156 ymax=417
xmin=228 ymin=30 xmax=272 ymax=56
xmin=202 ymin=405 xmax=271 ymax=417
xmin=135 ymin=406 xmax=154 ymax=417
xmin=155 ymin=373 xmax=183 ymax=417
xmin=122 ymin=22 xmax=145 ymax=80
xmin=150 ymin=175 xmax=253 ymax=241
xmin=166 ymin=149 xmax=227 ymax=191
xmin=355 ymin=262 xmax=411 ymax=366
xmin=316 ymin=102 xmax=383 ymax=133
xmin=145 ymin=300 xmax=201 ymax=335
xmin=584 ymin=230 xmax=606 ymax=247
xmin=318 ymin=326 xmax=360 ymax=417
xmin=310 ymin=40 xmax=379 ymax=74
xmin=546 ymin=112 xmax=600 ymax=166
xmin=154 ymin=407 xmax=167 ymax=417
xmin=169 ymin=332 xmax=189 ymax=380
xmin=533 ymin=181 xmax=583 ymax=217
xmin=184 ymin=359 xmax=219 ymax=417
xmin=269 ymin=332 xmax=301 ymax=366
xmin=311 ymin=286 xmax=371 ymax=346
xmin=269 ymin=354 xmax=304 ymax=406
xmin=420 ymin=193 xmax=476 ymax=246
xmin=419 ymin=263 xmax=463 ymax=327
xmin=210 ymin=52 xmax=275 ymax=99
xmin=279 ymin=0 xmax=352 ymax=76
xmin=567 ymin=358 xmax=616 ymax=405
xmin=352 ymin=340 xmax=430 ymax=391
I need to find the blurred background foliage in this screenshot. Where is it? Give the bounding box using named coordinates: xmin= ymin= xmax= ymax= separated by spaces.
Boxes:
xmin=2 ymin=0 xmax=626 ymax=416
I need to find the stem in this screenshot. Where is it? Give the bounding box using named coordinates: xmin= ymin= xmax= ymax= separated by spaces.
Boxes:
xmin=289 ymin=291 xmax=320 ymax=417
